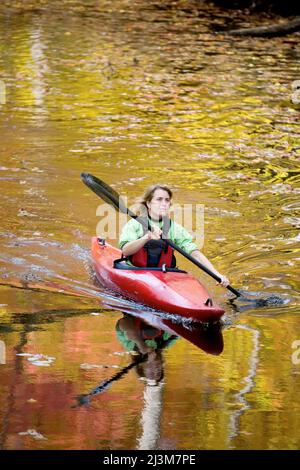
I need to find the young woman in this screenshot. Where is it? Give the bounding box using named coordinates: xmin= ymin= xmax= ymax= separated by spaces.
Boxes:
xmin=119 ymin=184 xmax=229 ymax=287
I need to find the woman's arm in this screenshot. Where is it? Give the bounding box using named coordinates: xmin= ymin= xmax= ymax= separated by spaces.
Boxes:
xmin=122 ymin=234 xmax=149 ymax=257
xmin=122 ymin=226 xmax=162 ymax=257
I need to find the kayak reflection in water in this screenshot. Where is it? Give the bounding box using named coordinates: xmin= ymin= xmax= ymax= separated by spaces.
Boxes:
xmin=116 ymin=314 xmax=178 ymax=450
xmin=119 ymin=184 xmax=230 ymax=287
xmin=116 ymin=313 xmax=224 ymax=451
xmin=74 ymin=311 xmax=224 ymax=408
xmin=116 ymin=314 xmax=178 ymax=386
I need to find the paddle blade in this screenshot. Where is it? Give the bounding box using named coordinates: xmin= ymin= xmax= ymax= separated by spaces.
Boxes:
xmin=81 ymin=172 xmax=128 ymax=214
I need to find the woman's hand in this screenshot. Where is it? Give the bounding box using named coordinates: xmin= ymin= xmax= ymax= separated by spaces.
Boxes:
xmin=217 ymin=274 xmax=230 ymax=287
xmin=145 ymin=226 xmax=162 ymax=241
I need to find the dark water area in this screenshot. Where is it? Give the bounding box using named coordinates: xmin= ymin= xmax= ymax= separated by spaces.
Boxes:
xmin=0 ymin=0 xmax=300 ymax=450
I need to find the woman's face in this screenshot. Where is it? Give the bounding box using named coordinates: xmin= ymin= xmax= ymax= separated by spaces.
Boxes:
xmin=147 ymin=189 xmax=171 ymax=219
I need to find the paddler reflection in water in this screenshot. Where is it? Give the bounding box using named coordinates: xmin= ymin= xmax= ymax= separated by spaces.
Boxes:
xmin=116 ymin=315 xmax=177 ymax=385
xmin=119 ymin=184 xmax=229 ymax=287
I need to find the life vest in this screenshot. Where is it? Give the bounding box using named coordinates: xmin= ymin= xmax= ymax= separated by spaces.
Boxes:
xmin=129 ymin=217 xmax=176 ymax=268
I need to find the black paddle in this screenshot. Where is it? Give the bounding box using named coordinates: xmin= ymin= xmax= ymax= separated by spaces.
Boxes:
xmin=81 ymin=172 xmax=285 ymax=306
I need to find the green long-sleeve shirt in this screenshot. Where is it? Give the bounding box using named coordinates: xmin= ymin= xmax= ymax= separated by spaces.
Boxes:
xmin=119 ymin=218 xmax=198 ymax=255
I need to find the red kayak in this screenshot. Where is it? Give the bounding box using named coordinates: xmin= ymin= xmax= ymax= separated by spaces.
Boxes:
xmin=92 ymin=237 xmax=225 ymax=323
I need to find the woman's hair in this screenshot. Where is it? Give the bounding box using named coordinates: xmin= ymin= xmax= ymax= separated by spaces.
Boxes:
xmin=136 ymin=184 xmax=173 ymax=215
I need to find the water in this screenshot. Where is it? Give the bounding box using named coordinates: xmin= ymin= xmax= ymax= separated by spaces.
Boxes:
xmin=0 ymin=0 xmax=300 ymax=450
